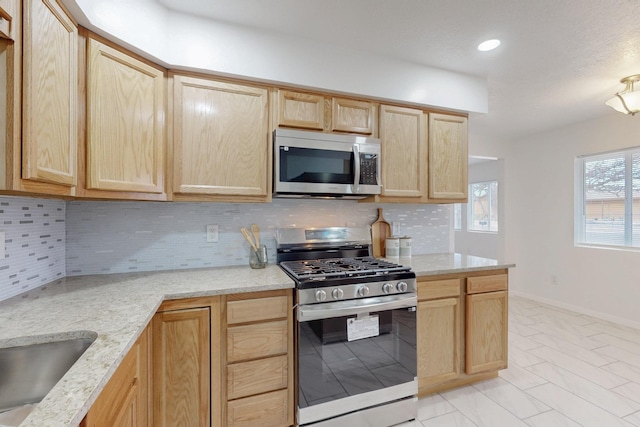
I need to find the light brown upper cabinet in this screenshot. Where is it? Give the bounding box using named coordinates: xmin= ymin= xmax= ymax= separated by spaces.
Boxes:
xmin=170 ymin=74 xmax=270 ymax=202
xmin=428 ymin=113 xmax=468 ymax=202
xmin=332 ymin=97 xmax=375 ymax=134
xmin=377 ymin=104 xmax=427 ymax=199
xmin=277 ymin=90 xmax=325 ymax=131
xmin=0 ymin=0 xmax=16 ymax=39
xmin=21 ymin=0 xmax=77 ymax=196
xmin=276 ymin=89 xmax=376 ymax=135
xmin=79 ymin=32 xmax=166 ymax=200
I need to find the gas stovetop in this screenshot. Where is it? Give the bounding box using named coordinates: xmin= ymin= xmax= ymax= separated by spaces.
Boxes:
xmin=275 ymin=227 xmax=416 ymax=296
xmin=280 ymin=256 xmax=411 ymax=281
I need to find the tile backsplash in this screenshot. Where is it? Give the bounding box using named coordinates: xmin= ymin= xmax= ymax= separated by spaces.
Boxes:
xmin=0 ymin=196 xmax=65 ymax=301
xmin=0 ymin=195 xmax=452 ymax=300
xmin=66 ymin=199 xmax=452 ymax=276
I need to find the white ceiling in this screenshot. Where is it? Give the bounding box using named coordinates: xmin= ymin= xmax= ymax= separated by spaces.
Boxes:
xmin=156 ymin=0 xmax=640 ymax=144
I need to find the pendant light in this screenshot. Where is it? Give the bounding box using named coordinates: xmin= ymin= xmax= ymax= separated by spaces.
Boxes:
xmin=606 ymin=75 xmax=640 ymax=115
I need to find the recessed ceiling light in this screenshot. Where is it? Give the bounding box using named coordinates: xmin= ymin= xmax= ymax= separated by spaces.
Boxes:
xmin=477 ymin=39 xmax=501 ymax=51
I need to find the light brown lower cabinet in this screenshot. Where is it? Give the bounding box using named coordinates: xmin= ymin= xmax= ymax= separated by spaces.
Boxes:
xmin=152 ymin=297 xmax=221 ymax=427
xmin=81 ymin=324 xmax=151 ymax=427
xmin=224 ymin=290 xmax=294 ymax=427
xmin=466 ymin=289 xmax=508 ymax=374
xmin=417 ymin=270 xmax=508 ymax=395
xmin=81 ymin=290 xmax=293 ymax=427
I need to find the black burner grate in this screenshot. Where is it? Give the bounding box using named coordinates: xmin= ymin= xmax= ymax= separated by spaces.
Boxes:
xmin=280 ymin=256 xmax=410 ymax=280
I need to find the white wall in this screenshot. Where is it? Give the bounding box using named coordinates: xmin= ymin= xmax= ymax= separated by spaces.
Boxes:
xmin=64 ymin=0 xmax=487 ymax=114
xmin=503 ymin=113 xmax=640 ymax=327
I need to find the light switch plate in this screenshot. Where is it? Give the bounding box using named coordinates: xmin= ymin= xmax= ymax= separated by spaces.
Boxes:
xmin=206 ymin=225 xmax=219 ymax=243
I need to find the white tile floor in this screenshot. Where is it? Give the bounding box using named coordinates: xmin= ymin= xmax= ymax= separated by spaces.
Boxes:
xmin=398 ymin=295 xmax=640 ymax=427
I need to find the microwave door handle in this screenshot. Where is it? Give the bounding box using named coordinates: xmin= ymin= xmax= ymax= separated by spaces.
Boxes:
xmin=353 ymin=144 xmax=361 ymax=194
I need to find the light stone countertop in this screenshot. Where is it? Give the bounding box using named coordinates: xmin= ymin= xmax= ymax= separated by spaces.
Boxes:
xmin=391 ymin=253 xmax=515 ymax=277
xmin=0 ymin=253 xmax=513 ymax=427
xmin=0 ymin=265 xmax=294 ymax=427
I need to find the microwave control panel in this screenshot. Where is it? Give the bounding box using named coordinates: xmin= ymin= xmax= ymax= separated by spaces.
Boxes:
xmin=359 ymin=153 xmax=378 ymax=185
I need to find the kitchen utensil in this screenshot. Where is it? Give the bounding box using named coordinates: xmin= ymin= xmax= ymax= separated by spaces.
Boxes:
xmin=251 ymin=224 xmax=261 ymax=248
xmin=370 ymin=208 xmax=391 ymax=257
xmin=241 ymin=227 xmax=258 ymax=251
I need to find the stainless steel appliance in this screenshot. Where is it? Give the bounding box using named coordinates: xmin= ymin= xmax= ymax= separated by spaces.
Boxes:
xmin=276 ymin=227 xmax=417 ymax=427
xmin=273 ymin=129 xmax=382 ymax=198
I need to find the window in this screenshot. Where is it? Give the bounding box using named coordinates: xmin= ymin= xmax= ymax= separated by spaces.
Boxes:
xmin=576 ymin=147 xmax=640 ymax=248
xmin=468 ymin=181 xmax=498 ymax=232
xmin=453 ymin=203 xmax=462 ymax=230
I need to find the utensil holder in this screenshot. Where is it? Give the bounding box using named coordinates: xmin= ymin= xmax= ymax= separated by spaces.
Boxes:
xmin=250 ymin=245 xmax=268 ymax=269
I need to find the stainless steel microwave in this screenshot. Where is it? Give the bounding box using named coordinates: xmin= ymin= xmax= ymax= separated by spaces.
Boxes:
xmin=273 ymin=129 xmax=382 ymax=198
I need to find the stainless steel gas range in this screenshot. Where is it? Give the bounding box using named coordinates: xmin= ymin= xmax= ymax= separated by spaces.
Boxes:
xmin=276 ymin=227 xmax=418 ymax=427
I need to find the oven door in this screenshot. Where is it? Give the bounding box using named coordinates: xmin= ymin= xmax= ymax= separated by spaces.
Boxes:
xmin=296 ymin=294 xmax=417 ymax=426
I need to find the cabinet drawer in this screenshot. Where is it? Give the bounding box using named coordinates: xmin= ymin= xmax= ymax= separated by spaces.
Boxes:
xmin=227 ymin=296 xmax=288 ymax=325
xmin=227 ymin=355 xmax=288 ymax=400
xmin=418 ymin=279 xmax=460 ymax=300
xmin=227 ymin=320 xmax=288 ymax=363
xmin=467 ymin=274 xmax=508 ymax=294
xmin=227 ymin=389 xmax=289 ymax=427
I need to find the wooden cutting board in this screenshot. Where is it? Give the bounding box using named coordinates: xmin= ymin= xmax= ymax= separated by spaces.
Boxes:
xmin=371 ymin=208 xmax=391 ymax=257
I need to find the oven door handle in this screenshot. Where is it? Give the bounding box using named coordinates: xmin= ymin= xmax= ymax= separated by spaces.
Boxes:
xmin=297 ymin=294 xmax=417 ymax=322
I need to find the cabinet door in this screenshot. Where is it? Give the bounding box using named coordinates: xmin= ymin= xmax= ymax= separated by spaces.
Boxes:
xmin=379 ymin=105 xmax=427 ymax=198
xmin=172 ymin=75 xmax=269 ymax=198
xmin=428 ymin=113 xmax=468 ymax=201
xmin=417 ymin=297 xmax=460 ymax=389
xmin=153 ymin=307 xmax=211 ymax=427
xmin=331 ymin=97 xmax=374 ymax=134
xmin=85 ymin=36 xmax=165 ymax=196
xmin=465 ymin=290 xmax=508 ymax=374
xmin=22 ymin=0 xmax=77 ymax=188
xmin=277 ymin=90 xmax=325 ymax=130
xmin=82 ymin=326 xmax=150 ymax=427
xmin=0 ymin=0 xmax=15 ymax=39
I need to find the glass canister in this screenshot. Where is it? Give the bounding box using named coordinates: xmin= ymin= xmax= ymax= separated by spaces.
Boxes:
xmin=250 ymin=245 xmax=268 ymax=269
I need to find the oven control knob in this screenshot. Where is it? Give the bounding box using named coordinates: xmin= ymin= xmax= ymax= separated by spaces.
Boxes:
xmin=315 ymin=290 xmax=327 ymax=302
xmin=397 ymin=281 xmax=408 ymax=293
xmin=332 ymin=288 xmax=344 ymax=300
xmin=358 ymin=286 xmax=370 ymax=297
xmin=382 ymin=283 xmax=394 ymax=294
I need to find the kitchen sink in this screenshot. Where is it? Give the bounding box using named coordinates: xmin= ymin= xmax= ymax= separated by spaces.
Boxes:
xmin=0 ymin=332 xmax=97 ymax=425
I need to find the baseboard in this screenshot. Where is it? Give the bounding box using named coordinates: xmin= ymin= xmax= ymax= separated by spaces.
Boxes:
xmin=510 ymin=290 xmax=640 ymax=331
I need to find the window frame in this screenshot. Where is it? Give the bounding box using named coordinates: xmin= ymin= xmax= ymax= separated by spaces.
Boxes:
xmin=575 ymin=146 xmax=640 ymax=250
xmin=467 ymin=180 xmax=498 ymax=233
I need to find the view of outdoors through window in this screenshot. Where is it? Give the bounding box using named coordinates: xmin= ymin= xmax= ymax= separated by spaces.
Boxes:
xmin=469 ymin=181 xmax=498 ymax=232
xmin=582 ymin=149 xmax=640 ymax=247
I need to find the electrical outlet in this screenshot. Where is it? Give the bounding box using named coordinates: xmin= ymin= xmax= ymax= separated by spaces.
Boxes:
xmin=392 ymin=222 xmax=400 ymax=236
xmin=206 ymin=225 xmax=219 ymax=243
